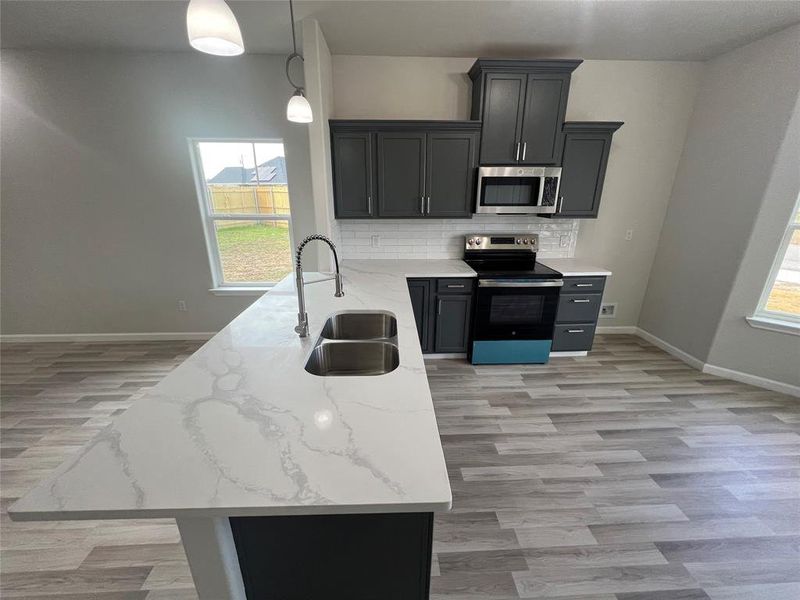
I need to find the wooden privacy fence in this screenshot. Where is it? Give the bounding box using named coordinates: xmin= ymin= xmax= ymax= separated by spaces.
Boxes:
xmin=208 ymin=184 xmax=290 ymax=228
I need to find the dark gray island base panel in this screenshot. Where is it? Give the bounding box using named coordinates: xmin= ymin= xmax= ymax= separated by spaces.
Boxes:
xmin=230 ymin=512 xmax=434 ymax=599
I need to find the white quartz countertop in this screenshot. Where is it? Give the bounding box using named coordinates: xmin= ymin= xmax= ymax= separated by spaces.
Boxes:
xmin=10 ymin=259 xmax=475 ymax=521
xmin=538 ymin=258 xmax=612 ymax=277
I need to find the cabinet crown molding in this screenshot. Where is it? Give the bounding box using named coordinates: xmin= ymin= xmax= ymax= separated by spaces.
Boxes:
xmin=330 ymin=119 xmax=481 ymax=132
xmin=468 ymin=58 xmax=583 ymax=79
xmin=563 ymin=121 xmax=624 ymax=132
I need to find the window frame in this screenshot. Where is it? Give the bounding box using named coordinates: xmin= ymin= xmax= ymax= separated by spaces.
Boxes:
xmin=188 ymin=138 xmax=295 ymax=292
xmin=750 ymin=195 xmax=800 ymax=332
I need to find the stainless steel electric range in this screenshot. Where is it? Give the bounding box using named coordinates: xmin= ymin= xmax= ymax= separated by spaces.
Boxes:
xmin=463 ymin=233 xmax=563 ymax=364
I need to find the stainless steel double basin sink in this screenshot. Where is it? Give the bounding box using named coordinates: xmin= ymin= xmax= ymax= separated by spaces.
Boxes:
xmin=305 ymin=312 xmax=400 ymax=376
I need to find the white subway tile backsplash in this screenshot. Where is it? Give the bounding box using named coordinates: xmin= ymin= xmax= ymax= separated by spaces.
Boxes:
xmin=336 ymin=216 xmax=579 ymax=260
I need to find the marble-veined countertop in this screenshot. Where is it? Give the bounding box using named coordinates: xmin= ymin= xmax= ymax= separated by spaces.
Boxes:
xmin=538 ymin=258 xmax=612 ymax=277
xmin=9 ymin=260 xmax=476 ymax=521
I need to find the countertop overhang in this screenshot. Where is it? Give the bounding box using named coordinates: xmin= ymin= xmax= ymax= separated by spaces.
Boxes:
xmin=9 ymin=260 xmax=476 ymax=522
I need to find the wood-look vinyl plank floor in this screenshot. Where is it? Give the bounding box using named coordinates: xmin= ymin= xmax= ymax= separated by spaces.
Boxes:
xmin=2 ymin=335 xmax=798 ymax=599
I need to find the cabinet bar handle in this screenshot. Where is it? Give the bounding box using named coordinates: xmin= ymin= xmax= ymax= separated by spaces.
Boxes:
xmin=426 ymin=196 xmax=431 ymax=214
xmin=437 ymin=299 xmax=442 ymax=315
xmin=571 ymin=298 xmax=591 ymax=303
xmin=420 ymin=196 xmax=425 ymax=214
xmin=522 ymin=141 xmax=527 ymax=161
xmin=515 ymin=142 xmax=521 ymax=161
xmin=575 ymin=283 xmax=593 ymax=287
xmin=557 ymin=195 xmax=564 ymax=213
xmin=367 ymin=195 xmax=372 ymax=214
xmin=447 ymin=284 xmax=465 ymax=289
xmin=567 ymin=329 xmax=585 ymax=333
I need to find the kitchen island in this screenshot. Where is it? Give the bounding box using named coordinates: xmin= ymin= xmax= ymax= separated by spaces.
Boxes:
xmin=9 ymin=259 xmax=476 ymax=599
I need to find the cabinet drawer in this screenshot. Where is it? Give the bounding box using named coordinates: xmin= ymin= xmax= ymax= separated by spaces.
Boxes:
xmin=561 ymin=277 xmax=605 ymax=293
xmin=436 ymin=278 xmax=474 ymax=294
xmin=556 ymin=293 xmax=602 ymax=323
xmin=552 ymin=323 xmax=597 ymax=352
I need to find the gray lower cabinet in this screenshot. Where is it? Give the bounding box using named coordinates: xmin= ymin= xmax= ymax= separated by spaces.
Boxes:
xmin=407 ymin=279 xmax=432 ymax=353
xmin=330 ymin=121 xmax=480 ymax=219
xmin=550 ymin=122 xmax=623 ymax=219
xmin=408 ymin=278 xmax=474 ymax=354
xmin=552 ymin=276 xmax=606 ymax=352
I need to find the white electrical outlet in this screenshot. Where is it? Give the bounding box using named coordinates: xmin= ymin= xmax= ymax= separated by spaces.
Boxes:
xmin=177 ymin=300 xmax=187 ymax=312
xmin=560 ymin=235 xmax=569 ymax=248
xmin=600 ymin=303 xmax=617 ymax=318
xmin=625 ymin=229 xmax=634 ymax=241
xmin=370 ymin=235 xmax=380 ymax=248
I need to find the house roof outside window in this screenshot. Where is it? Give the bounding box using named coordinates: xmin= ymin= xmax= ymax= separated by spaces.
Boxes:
xmin=208 ymin=156 xmax=287 ymax=185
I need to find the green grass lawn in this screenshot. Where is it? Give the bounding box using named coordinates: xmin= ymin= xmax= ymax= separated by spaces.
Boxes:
xmin=216 ymin=223 xmax=293 ymax=283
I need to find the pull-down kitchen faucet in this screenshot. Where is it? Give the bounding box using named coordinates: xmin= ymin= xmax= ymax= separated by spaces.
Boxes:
xmin=294 ymin=234 xmax=344 ymax=337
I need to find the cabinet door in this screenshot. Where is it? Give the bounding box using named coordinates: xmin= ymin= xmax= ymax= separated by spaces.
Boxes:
xmin=376 ymin=132 xmax=426 ymax=217
xmin=556 ymin=132 xmax=612 ymax=218
xmin=479 ymin=74 xmax=526 ymax=164
xmin=434 ymin=294 xmax=473 ymax=353
xmin=332 ymin=132 xmax=374 ymax=218
xmin=426 ymin=132 xmax=478 ymax=217
xmin=519 ymin=74 xmax=570 ymax=165
xmin=407 ymin=279 xmax=432 ymax=353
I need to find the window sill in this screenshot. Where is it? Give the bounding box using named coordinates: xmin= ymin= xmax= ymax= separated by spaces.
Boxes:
xmin=209 ymin=287 xmax=272 ymax=297
xmin=746 ymin=314 xmax=800 ymax=336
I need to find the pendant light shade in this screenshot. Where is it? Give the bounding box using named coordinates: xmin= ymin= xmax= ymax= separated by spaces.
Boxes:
xmin=287 ymin=90 xmax=313 ymax=123
xmin=186 ymin=0 xmax=244 ymax=57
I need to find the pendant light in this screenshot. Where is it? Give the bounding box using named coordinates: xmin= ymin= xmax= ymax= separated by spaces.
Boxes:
xmin=285 ymin=0 xmax=313 ymax=123
xmin=186 ymin=0 xmax=244 ymax=56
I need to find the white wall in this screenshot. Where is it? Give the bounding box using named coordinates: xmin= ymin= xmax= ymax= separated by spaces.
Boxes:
xmin=331 ymin=56 xmax=702 ymax=327
xmin=1 ymin=50 xmax=316 ymax=335
xmin=639 ymin=24 xmax=800 ymax=387
xmin=302 ymin=19 xmax=339 ymax=271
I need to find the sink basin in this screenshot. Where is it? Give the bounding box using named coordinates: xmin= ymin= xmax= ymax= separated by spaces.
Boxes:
xmin=320 ymin=312 xmax=397 ymax=341
xmin=305 ymin=341 xmax=399 ymax=376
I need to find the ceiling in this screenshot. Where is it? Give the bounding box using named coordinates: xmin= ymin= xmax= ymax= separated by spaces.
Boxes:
xmin=2 ymin=0 xmax=799 ymax=61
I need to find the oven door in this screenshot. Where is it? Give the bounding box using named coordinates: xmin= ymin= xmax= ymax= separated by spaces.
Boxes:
xmin=472 ymin=278 xmax=562 ymax=341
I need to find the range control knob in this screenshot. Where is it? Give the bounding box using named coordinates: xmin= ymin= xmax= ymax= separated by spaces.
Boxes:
xmin=516 ymin=238 xmax=521 ymax=244
xmin=523 ymin=238 xmax=529 ymax=245
xmin=468 ymin=238 xmax=474 ymax=245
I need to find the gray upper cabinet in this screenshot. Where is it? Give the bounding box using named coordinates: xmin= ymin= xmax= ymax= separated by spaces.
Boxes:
xmin=519 ymin=74 xmax=570 ymax=165
xmin=376 ymin=132 xmax=427 ymax=217
xmin=469 ymin=59 xmax=582 ymax=166
xmin=330 ymin=121 xmax=480 ymax=219
xmin=426 ymin=132 xmax=479 ymax=217
xmin=332 ymin=132 xmax=374 ymax=218
xmin=552 ymin=122 xmax=623 ymax=218
xmin=478 ymin=74 xmax=526 ymax=164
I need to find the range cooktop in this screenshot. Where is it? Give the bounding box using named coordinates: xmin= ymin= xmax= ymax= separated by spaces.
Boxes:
xmin=462 ymin=234 xmax=563 ymax=279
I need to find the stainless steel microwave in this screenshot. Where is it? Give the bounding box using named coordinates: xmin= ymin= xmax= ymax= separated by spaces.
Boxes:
xmin=475 ymin=166 xmax=562 ymax=215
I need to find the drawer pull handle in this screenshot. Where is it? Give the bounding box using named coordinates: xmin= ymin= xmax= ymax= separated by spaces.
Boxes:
xmin=571 ymin=299 xmax=591 ymax=303
xmin=567 ymin=329 xmax=585 ymax=333
xmin=447 ymin=284 xmax=465 ymax=289
xmin=575 ymin=283 xmax=593 ymax=287
xmin=437 ymin=299 xmax=442 ymax=315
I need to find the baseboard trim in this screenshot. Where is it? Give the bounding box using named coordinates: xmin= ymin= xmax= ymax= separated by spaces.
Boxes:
xmin=702 ymin=363 xmax=800 ymax=398
xmin=633 ymin=327 xmax=798 ymax=398
xmin=0 ymin=332 xmax=216 ymax=343
xmin=550 ymin=351 xmax=588 ymax=357
xmin=596 ymin=326 xmax=638 ymax=334
xmin=634 ymin=327 xmax=706 ymax=370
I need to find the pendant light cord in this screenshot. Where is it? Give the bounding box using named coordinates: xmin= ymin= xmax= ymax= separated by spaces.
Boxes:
xmin=285 ymin=0 xmax=304 ymax=93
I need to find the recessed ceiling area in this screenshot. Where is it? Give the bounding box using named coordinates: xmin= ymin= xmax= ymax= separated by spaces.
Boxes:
xmin=2 ymin=0 xmax=799 ymax=60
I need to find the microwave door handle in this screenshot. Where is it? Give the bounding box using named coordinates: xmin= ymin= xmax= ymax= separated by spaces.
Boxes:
xmin=522 ymin=142 xmax=527 ymax=161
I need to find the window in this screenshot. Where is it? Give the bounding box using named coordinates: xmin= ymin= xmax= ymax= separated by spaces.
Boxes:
xmin=751 ymin=196 xmax=800 ymax=331
xmin=191 ymin=140 xmax=293 ymax=290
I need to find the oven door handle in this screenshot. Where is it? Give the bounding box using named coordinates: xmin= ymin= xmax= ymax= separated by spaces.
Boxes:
xmin=479 ymin=279 xmax=564 ymax=288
